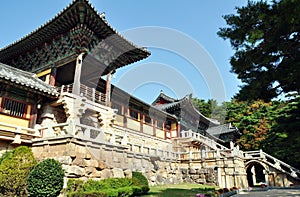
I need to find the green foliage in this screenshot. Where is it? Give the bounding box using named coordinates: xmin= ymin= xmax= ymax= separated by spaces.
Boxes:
xmin=67 ymin=191 xmax=108 ymax=197
xmin=27 ymin=158 xmax=64 ymax=197
xmin=226 ymin=95 xmax=300 ymax=169
xmin=67 ymin=178 xmax=85 ymax=193
xmin=226 ymin=100 xmax=276 ymax=150
xmin=218 ymin=0 xmax=300 ymax=101
xmin=0 ymin=146 xmax=37 ymax=197
xmin=263 ymin=95 xmax=300 ymax=169
xmin=0 ymin=150 xmax=11 ymax=164
xmin=132 ymin=171 xmax=150 ymax=194
xmin=66 ymin=177 xmax=142 ymax=197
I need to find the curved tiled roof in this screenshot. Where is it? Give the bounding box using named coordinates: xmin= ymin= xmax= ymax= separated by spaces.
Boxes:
xmin=0 ymin=0 xmax=150 ymax=73
xmin=154 ymin=94 xmax=219 ymax=126
xmin=0 ymin=63 xmax=59 ymax=97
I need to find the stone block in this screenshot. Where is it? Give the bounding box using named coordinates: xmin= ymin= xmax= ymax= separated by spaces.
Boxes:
xmin=85 ymin=166 xmax=95 ymax=175
xmin=157 ymin=175 xmax=164 ymax=183
xmin=150 ymin=176 xmax=156 ymax=182
xmin=181 ymin=168 xmax=188 ymax=174
xmin=196 ymin=178 xmax=205 ymax=184
xmin=124 ymin=169 xmax=132 ymax=178
xmin=112 ymin=168 xmax=125 ymax=178
xmin=191 ymin=175 xmax=200 ymax=180
xmin=101 ymin=169 xmax=112 ymax=179
xmin=85 ymin=159 xmax=98 ymax=168
xmin=73 ymin=157 xmax=86 ymax=167
xmin=98 ymin=161 xmax=106 ymax=169
xmin=56 ymin=156 xmax=72 ymax=165
xmin=90 ymin=169 xmax=101 ymax=178
xmin=189 ymin=168 xmax=197 ymax=174
xmin=67 ymin=166 xmax=85 ymax=177
xmin=199 ymin=168 xmax=207 ymax=173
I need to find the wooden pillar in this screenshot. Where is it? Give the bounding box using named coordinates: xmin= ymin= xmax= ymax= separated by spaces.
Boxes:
xmin=105 ymin=70 xmax=114 ymax=107
xmin=140 ymin=113 xmax=144 ymax=133
xmin=177 ymin=121 xmax=181 ymax=137
xmin=123 ymin=106 xmax=127 ymax=128
xmin=49 ymin=65 xmax=56 ymax=86
xmin=72 ymin=53 xmax=85 ymax=95
xmin=153 ymin=120 xmax=157 ymax=137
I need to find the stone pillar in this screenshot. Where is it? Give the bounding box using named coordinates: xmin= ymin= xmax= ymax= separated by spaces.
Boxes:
xmin=40 ymin=104 xmax=56 ymax=137
xmin=105 ymin=70 xmax=114 ymax=107
xmin=251 ymin=166 xmax=257 ymax=185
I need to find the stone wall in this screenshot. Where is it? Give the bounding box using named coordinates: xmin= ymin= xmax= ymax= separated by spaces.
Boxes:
xmin=31 ymin=136 xmax=183 ymax=186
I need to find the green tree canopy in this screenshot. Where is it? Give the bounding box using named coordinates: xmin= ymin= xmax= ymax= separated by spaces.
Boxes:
xmin=218 ymin=0 xmax=300 ymax=101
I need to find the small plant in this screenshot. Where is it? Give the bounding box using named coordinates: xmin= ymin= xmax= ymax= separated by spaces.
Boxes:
xmin=27 ymin=158 xmax=64 ymax=197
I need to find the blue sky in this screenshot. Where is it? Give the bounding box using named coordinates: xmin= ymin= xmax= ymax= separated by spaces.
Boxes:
xmin=0 ymin=0 xmax=250 ymax=103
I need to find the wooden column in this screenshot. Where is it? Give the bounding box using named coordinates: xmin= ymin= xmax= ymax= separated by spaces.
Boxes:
xmin=49 ymin=65 xmax=56 ymax=86
xmin=72 ymin=53 xmax=85 ymax=95
xmin=176 ymin=121 xmax=181 ymax=137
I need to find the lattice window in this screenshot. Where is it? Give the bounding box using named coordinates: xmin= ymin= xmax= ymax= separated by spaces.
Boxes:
xmin=0 ymin=97 xmax=27 ymax=118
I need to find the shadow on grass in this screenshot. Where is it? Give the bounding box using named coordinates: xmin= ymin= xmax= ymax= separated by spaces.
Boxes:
xmin=142 ymin=187 xmax=214 ymax=197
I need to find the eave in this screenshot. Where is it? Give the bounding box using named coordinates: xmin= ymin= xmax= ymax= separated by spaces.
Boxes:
xmin=0 ymin=0 xmax=150 ymax=73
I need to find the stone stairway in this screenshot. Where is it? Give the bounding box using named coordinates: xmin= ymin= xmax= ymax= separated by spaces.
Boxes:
xmin=244 ymin=150 xmax=300 ymax=180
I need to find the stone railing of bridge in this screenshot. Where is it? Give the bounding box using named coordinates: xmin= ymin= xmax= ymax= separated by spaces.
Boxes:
xmin=244 ymin=150 xmax=300 ymax=180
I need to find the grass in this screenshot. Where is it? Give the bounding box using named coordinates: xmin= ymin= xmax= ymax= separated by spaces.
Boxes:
xmin=142 ymin=183 xmax=217 ymax=197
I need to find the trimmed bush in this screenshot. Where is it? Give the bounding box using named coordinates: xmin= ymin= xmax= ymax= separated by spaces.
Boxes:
xmin=66 ymin=177 xmax=143 ymax=197
xmin=0 ymin=146 xmax=37 ymax=197
xmin=67 ymin=191 xmax=108 ymax=197
xmin=132 ymin=171 xmax=150 ymax=194
xmin=27 ymin=158 xmax=64 ymax=197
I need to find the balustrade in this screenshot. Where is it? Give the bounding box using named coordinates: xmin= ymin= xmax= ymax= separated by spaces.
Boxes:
xmin=57 ymin=83 xmax=106 ymax=104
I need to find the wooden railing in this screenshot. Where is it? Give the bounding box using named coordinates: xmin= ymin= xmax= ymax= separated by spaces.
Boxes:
xmin=57 ymin=83 xmax=106 ymax=104
xmin=244 ymin=150 xmax=300 ymax=180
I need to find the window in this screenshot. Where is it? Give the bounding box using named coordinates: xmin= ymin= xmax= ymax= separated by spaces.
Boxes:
xmin=0 ymin=97 xmax=27 ymax=118
xmin=156 ymin=120 xmax=163 ymax=129
xmin=144 ymin=115 xmax=152 ymax=125
xmin=129 ymin=109 xmax=138 ymax=120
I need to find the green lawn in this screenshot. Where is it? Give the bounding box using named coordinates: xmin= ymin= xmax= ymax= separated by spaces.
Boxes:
xmin=142 ymin=183 xmax=217 ymax=197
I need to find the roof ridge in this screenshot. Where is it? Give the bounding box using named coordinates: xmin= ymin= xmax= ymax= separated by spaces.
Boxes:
xmin=0 ymin=62 xmax=58 ymax=96
xmin=0 ymin=62 xmax=37 ymax=77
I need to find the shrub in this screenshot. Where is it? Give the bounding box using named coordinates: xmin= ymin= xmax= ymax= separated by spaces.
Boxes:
xmin=66 ymin=177 xmax=143 ymax=197
xmin=0 ymin=146 xmax=37 ymax=197
xmin=0 ymin=150 xmax=11 ymax=164
xmin=132 ymin=171 xmax=150 ymax=194
xmin=67 ymin=191 xmax=108 ymax=197
xmin=117 ymin=186 xmax=134 ymax=196
xmin=27 ymin=158 xmax=64 ymax=197
xmin=67 ymin=178 xmax=85 ymax=193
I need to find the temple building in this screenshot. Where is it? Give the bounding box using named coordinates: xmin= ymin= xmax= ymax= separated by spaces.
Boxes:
xmin=0 ymin=0 xmax=299 ymax=190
